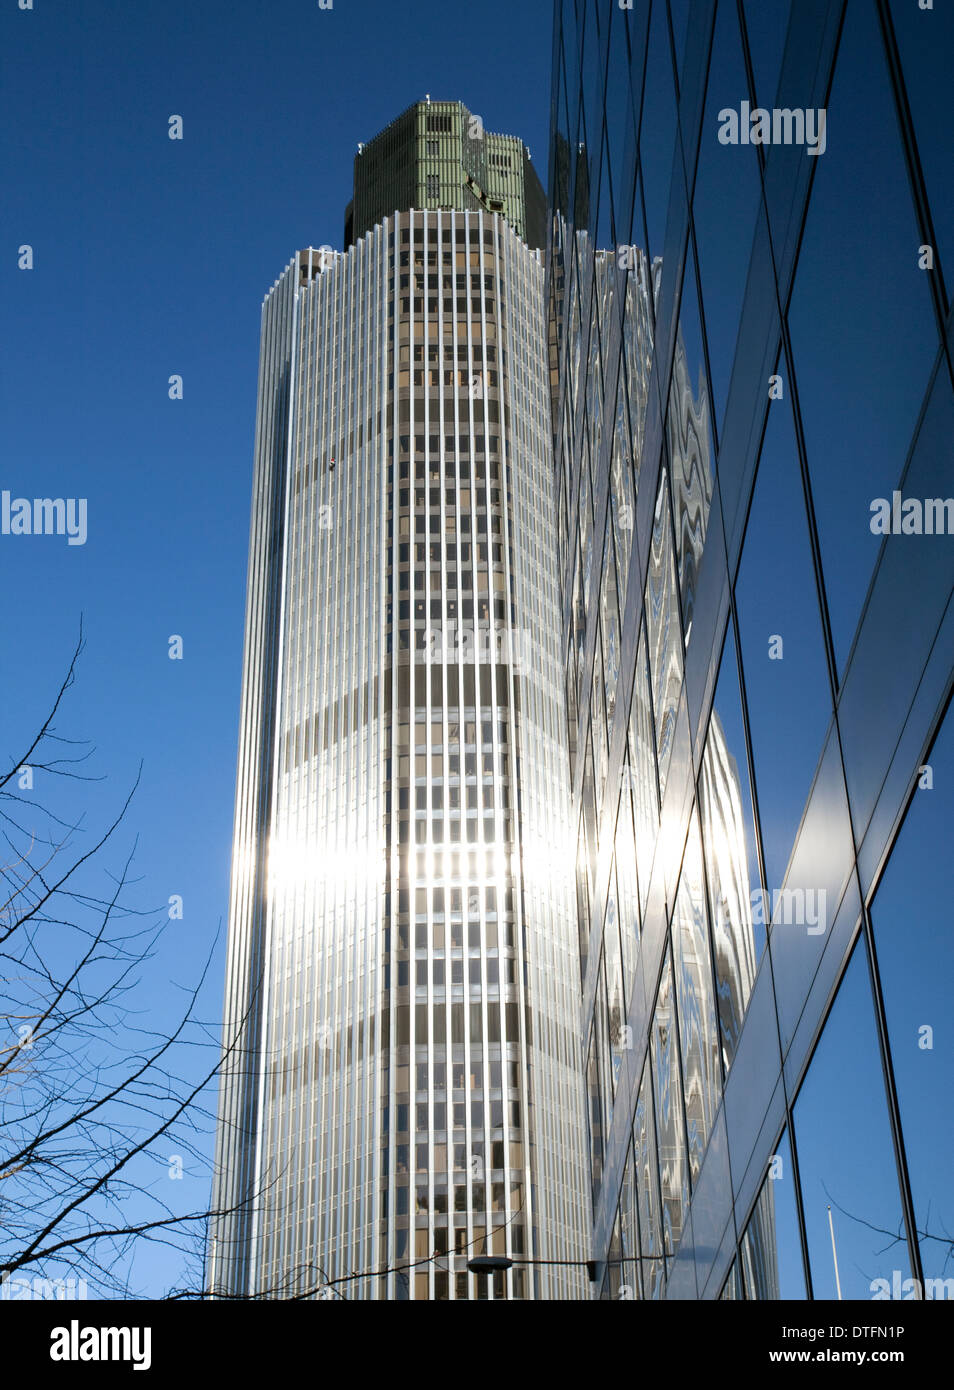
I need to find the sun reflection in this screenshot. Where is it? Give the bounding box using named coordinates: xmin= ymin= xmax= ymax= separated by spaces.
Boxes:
xmin=267 ymin=834 xmax=383 ymax=892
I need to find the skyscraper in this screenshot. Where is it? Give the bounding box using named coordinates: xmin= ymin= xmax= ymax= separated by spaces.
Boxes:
xmin=549 ymin=0 xmax=954 ymax=1301
xmin=209 ymin=106 xmax=589 ymax=1301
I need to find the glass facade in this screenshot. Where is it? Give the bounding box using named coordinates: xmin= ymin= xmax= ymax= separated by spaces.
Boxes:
xmin=549 ymin=0 xmax=954 ymax=1300
xmin=211 ymin=206 xmax=588 ymax=1300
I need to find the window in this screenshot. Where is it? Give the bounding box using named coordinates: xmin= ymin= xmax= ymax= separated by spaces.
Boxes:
xmin=699 ymin=617 xmax=764 ymax=1072
xmin=788 ymin=0 xmax=937 ymax=675
xmin=793 ymin=940 xmax=910 ymax=1299
xmin=740 ymin=1130 xmax=806 ymax=1299
xmin=734 ymin=381 xmax=831 ymax=895
xmin=870 ymin=701 xmax=954 ymax=1281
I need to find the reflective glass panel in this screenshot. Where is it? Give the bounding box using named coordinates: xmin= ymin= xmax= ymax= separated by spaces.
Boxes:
xmin=645 ymin=470 xmax=684 ymax=803
xmin=788 ymin=0 xmax=938 ymax=675
xmin=742 ymin=0 xmax=790 ymax=110
xmin=793 ymin=940 xmax=911 ymax=1300
xmin=651 ymin=950 xmax=689 ymax=1257
xmin=741 ymin=1129 xmax=807 ymax=1299
xmin=668 ymin=244 xmax=715 ymax=642
xmin=634 ymin=1061 xmax=666 ymax=1298
xmin=638 ymin=0 xmax=678 ymax=266
xmin=890 ymin=0 xmax=954 ymax=294
xmin=870 ymin=703 xmax=954 ymax=1290
xmin=671 ymin=810 xmax=721 ymax=1183
xmin=735 ymin=380 xmax=831 ymax=896
xmin=693 ymin=0 xmax=763 ymax=434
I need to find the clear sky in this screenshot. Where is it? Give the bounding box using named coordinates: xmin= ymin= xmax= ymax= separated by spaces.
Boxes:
xmin=3 ymin=0 xmax=948 ymax=1307
xmin=0 ymin=0 xmax=553 ymax=1297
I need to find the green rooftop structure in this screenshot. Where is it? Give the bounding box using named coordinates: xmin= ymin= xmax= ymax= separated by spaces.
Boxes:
xmin=344 ymin=98 xmax=546 ymax=249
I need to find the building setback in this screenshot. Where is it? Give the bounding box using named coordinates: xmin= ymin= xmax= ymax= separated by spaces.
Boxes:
xmin=345 ymin=99 xmax=546 ymax=251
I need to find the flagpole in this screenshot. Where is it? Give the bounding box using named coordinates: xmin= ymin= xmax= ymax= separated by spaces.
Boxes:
xmin=827 ymin=1205 xmax=843 ymax=1300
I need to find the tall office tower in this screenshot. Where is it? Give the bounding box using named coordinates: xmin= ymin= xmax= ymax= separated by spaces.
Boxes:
xmin=344 ymin=99 xmax=546 ymax=250
xmin=210 ymin=111 xmax=589 ymax=1300
xmin=549 ymin=0 xmax=953 ymax=1302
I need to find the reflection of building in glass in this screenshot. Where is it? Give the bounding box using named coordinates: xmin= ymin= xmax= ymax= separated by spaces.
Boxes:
xmin=548 ymin=204 xmax=773 ymax=1294
xmin=550 ymin=0 xmax=951 ymax=1303
xmin=210 ymin=105 xmax=588 ymax=1300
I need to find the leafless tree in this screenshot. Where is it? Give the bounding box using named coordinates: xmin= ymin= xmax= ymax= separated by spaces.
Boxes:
xmin=0 ymin=633 xmax=537 ymax=1303
xmin=0 ymin=629 xmax=232 ymax=1300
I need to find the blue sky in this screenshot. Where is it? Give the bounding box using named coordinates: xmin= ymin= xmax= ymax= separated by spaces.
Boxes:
xmin=2 ymin=0 xmax=949 ymax=1308
xmin=0 ymin=0 xmax=553 ymax=1297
